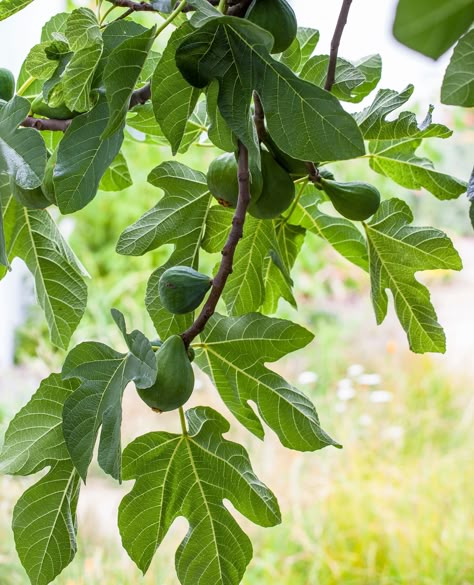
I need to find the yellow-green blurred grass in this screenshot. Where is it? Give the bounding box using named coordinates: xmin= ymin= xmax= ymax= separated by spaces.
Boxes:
xmin=1 ymin=346 xmax=473 ymax=585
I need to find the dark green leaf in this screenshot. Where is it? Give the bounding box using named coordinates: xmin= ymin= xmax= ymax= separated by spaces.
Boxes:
xmin=206 ymin=81 xmax=236 ymax=151
xmin=54 ymin=99 xmax=124 ymax=213
xmin=393 ymin=0 xmax=474 ymax=59
xmin=196 ymin=312 xmax=340 ymax=449
xmin=62 ymin=310 xmax=157 ymax=481
xmin=103 ymin=26 xmax=156 ymax=138
xmin=152 ymin=22 xmax=200 ymax=154
xmin=176 ymin=17 xmax=365 ymax=162
xmin=441 ymin=30 xmax=474 ymax=107
xmin=364 ymin=198 xmax=462 ymax=353
xmin=0 ymin=96 xmax=47 ymax=189
xmin=119 ymin=407 xmax=280 ymax=583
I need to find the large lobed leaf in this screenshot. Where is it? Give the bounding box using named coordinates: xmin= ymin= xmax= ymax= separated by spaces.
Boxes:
xmin=176 ymin=17 xmax=365 ymax=163
xmin=119 ymin=406 xmax=281 ymax=585
xmin=62 ymin=310 xmax=157 ymax=481
xmin=356 ymin=86 xmax=468 ymax=200
xmin=1 ymin=183 xmax=88 ymax=348
xmin=0 ymin=374 xmax=81 ymax=585
xmin=117 ymin=161 xmax=212 ymax=338
xmin=196 ymin=312 xmax=340 ymax=450
xmin=364 ymin=198 xmax=462 ymax=353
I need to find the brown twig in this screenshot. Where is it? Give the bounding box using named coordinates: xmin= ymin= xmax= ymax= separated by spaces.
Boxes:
xmin=181 ymin=142 xmax=251 ymax=347
xmin=325 ymin=0 xmax=353 ymax=92
xmin=104 ymin=0 xmax=158 ymax=11
xmin=226 ymin=0 xmax=253 ymax=16
xmin=20 ymin=82 xmax=152 ymax=133
xmin=253 ymin=92 xmax=267 ymax=143
xmin=305 ymin=162 xmax=321 ymax=184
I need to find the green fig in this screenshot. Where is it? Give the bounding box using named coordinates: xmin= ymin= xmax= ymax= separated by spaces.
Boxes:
xmin=320 ymin=178 xmax=381 ymax=221
xmin=245 ymin=0 xmax=297 ymax=54
xmin=263 ymin=132 xmax=309 ymax=178
xmin=0 ymin=68 xmax=15 ymax=101
xmin=207 ymin=152 xmax=263 ymax=208
xmin=249 ymin=150 xmax=296 ymax=219
xmin=137 ymin=335 xmax=194 ymax=412
xmin=31 ymin=94 xmax=76 ymax=120
xmin=159 ymin=266 xmax=212 ymax=314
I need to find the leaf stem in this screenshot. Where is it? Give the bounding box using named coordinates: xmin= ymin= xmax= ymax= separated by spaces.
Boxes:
xmin=285 ymin=180 xmax=308 ymax=222
xmin=325 ymin=0 xmax=354 ymax=91
xmin=218 ymin=0 xmax=227 ymax=13
xmin=17 ymin=76 xmax=36 ymax=97
xmin=181 ymin=142 xmax=251 ymax=347
xmin=99 ymin=4 xmax=117 ymax=24
xmin=179 ymin=407 xmax=188 ymax=436
xmin=154 ymin=0 xmax=187 ymax=38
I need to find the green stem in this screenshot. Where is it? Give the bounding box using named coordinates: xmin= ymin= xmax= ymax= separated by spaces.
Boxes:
xmin=179 ymin=407 xmax=188 ymax=436
xmin=99 ymin=4 xmax=117 ymax=24
xmin=17 ymin=76 xmax=36 ymax=97
xmin=218 ymin=0 xmax=227 ymax=13
xmin=285 ymin=179 xmax=308 ymax=222
xmin=155 ymin=0 xmax=187 ymax=38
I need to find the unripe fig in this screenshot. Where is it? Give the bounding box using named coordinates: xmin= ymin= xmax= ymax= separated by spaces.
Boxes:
xmin=159 ymin=266 xmax=212 ymax=314
xmin=263 ymin=132 xmax=309 ymax=178
xmin=245 ymin=0 xmax=297 ymax=54
xmin=207 ymin=152 xmax=263 ymax=208
xmin=249 ymin=150 xmax=295 ymax=219
xmin=137 ymin=335 xmax=194 ymax=412
xmin=31 ymin=95 xmax=76 ymax=120
xmin=320 ymin=178 xmax=381 ymax=221
xmin=0 ymin=68 xmax=15 ymax=101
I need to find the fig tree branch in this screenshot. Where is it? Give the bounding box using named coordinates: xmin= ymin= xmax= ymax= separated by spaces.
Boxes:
xmin=325 ymin=0 xmax=354 ymax=91
xmin=20 ymin=83 xmax=152 ymax=132
xmin=181 ymin=142 xmax=251 ymax=347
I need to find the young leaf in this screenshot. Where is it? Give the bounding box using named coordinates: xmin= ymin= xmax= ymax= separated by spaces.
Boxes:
xmin=119 ymin=407 xmax=281 ymax=584
xmin=117 ymin=162 xmax=211 ymax=338
xmin=0 ymin=189 xmax=88 ymax=349
xmin=393 ymin=0 xmax=474 ymax=59
xmin=102 ymin=26 xmax=156 ymax=138
xmin=195 ymin=312 xmax=340 ymax=450
xmin=61 ymin=8 xmax=103 ymax=112
xmin=0 ymin=374 xmax=82 ymax=585
xmin=54 ymin=99 xmax=124 ymax=213
xmin=176 ymin=17 xmax=365 ymax=162
xmin=349 ymin=54 xmax=382 ymax=102
xmin=364 ymin=198 xmax=462 ymax=353
xmin=0 ymin=96 xmax=47 ymax=190
xmin=289 ymin=190 xmax=369 ymax=271
xmin=0 ymin=0 xmax=36 ymax=21
xmin=152 ymin=22 xmax=200 ymax=154
xmin=99 ymin=152 xmax=132 ymax=192
xmin=62 ymin=310 xmax=157 ymax=481
xmin=262 ymin=221 xmax=306 ymax=314
xmin=441 ymin=30 xmax=474 ymax=107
